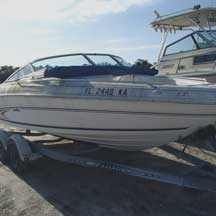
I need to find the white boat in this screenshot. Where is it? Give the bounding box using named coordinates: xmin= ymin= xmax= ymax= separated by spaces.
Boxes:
xmin=152 ymin=5 xmax=216 ymax=83
xmin=1 ymin=53 xmax=216 ymax=151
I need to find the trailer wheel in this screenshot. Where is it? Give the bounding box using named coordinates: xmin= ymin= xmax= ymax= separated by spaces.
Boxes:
xmin=0 ymin=141 xmax=8 ymax=163
xmin=8 ymin=140 xmax=28 ymax=173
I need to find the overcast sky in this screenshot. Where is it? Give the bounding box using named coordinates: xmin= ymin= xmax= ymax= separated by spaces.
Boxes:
xmin=0 ymin=0 xmax=215 ymax=66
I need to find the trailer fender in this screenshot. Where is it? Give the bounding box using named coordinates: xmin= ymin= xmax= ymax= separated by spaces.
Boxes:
xmin=8 ymin=135 xmax=33 ymax=162
xmin=0 ymin=130 xmax=11 ymax=151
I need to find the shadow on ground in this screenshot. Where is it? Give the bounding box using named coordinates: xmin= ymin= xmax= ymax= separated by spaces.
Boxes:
xmin=0 ymin=145 xmax=213 ymax=216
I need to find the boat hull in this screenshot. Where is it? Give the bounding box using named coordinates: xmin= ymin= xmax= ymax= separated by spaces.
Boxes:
xmin=0 ymin=94 xmax=216 ymax=150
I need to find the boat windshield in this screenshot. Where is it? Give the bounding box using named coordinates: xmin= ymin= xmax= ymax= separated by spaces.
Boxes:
xmin=31 ymin=54 xmax=128 ymax=71
xmin=32 ymin=55 xmax=91 ymax=71
xmin=193 ymin=31 xmax=216 ymax=48
xmin=164 ymin=30 xmax=216 ymax=56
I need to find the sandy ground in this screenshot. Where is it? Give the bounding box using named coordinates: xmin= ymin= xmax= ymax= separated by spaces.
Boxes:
xmin=0 ymin=128 xmax=216 ymax=215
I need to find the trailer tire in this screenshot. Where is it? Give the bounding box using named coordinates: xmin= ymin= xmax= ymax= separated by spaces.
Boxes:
xmin=0 ymin=140 xmax=9 ymax=163
xmin=8 ymin=140 xmax=28 ymax=173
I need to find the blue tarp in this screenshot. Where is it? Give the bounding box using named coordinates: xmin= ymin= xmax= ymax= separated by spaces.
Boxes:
xmin=44 ymin=65 xmax=158 ymax=79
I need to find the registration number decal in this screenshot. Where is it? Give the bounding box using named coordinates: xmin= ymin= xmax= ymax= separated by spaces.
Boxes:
xmin=84 ymin=87 xmax=128 ymax=97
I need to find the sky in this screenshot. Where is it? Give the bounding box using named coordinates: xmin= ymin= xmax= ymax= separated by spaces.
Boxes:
xmin=0 ymin=0 xmax=215 ymax=66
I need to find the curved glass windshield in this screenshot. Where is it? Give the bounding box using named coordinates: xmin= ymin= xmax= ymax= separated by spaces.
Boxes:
xmin=32 ymin=55 xmax=91 ymax=71
xmin=193 ymin=31 xmax=216 ymax=48
xmin=7 ymin=65 xmax=34 ymax=81
xmin=6 ymin=54 xmax=130 ymax=82
xmin=31 ymin=54 xmax=127 ymax=71
xmin=86 ymin=55 xmax=118 ymax=66
xmin=164 ymin=31 xmax=216 ymax=56
xmin=165 ymin=36 xmax=197 ymax=55
xmin=113 ymin=56 xmax=131 ymax=66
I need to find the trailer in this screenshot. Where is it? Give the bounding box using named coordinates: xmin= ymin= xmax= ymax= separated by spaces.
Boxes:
xmin=0 ymin=128 xmax=216 ymax=193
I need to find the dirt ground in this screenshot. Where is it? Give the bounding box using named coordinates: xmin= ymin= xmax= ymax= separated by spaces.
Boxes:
xmin=0 ymin=129 xmax=216 ymax=216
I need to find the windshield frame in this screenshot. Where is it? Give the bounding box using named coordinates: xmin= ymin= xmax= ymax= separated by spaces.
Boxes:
xmin=5 ymin=53 xmax=129 ymax=82
xmin=31 ymin=53 xmax=127 ymax=71
xmin=5 ymin=64 xmax=35 ymax=82
xmin=163 ymin=30 xmax=216 ymax=56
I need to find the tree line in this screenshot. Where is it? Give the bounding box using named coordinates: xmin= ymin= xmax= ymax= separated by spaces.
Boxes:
xmin=0 ymin=65 xmax=19 ymax=83
xmin=0 ymin=59 xmax=153 ymax=83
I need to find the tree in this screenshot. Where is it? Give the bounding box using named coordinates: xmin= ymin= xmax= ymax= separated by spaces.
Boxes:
xmin=133 ymin=59 xmax=153 ymax=69
xmin=0 ymin=66 xmax=19 ymax=83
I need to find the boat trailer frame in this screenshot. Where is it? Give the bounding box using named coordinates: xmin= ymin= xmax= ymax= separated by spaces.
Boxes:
xmin=0 ymin=129 xmax=216 ymax=193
